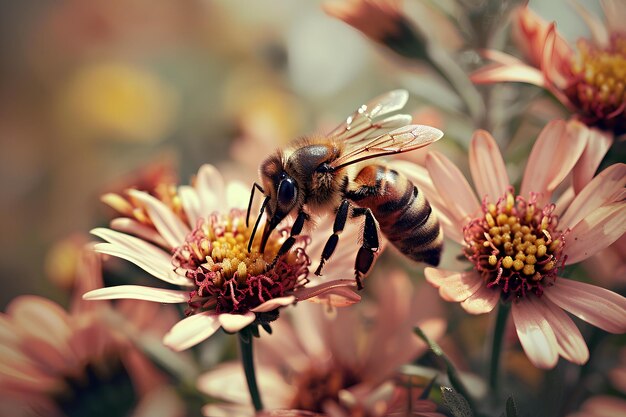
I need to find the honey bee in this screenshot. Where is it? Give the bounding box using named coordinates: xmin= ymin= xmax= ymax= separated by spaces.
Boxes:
xmin=246 ymin=90 xmax=444 ymax=289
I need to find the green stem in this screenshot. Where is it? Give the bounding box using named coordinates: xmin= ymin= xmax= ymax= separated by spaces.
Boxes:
xmin=238 ymin=331 xmax=264 ymax=411
xmin=489 ymin=302 xmax=510 ymax=393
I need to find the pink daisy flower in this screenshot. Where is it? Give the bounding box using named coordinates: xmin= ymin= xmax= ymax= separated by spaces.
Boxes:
xmin=0 ymin=250 xmax=184 ymax=417
xmin=472 ymin=2 xmax=626 ymax=136
xmin=84 ymin=164 xmax=363 ymax=351
xmin=399 ymin=119 xmax=626 ymax=369
xmin=471 ymin=2 xmax=623 ymax=193
xmin=197 ymin=270 xmax=446 ymax=417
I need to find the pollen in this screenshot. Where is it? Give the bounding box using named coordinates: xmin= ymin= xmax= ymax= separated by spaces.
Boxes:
xmin=463 ymin=191 xmax=565 ymax=300
xmin=173 ymin=209 xmax=310 ymax=315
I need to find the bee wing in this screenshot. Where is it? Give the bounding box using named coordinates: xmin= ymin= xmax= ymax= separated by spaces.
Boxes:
xmin=327 ymin=89 xmax=413 ymax=144
xmin=329 ymin=124 xmax=444 ymax=171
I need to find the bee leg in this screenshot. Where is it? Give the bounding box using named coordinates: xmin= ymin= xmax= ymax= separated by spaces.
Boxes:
xmin=271 ymin=210 xmax=309 ymax=266
xmin=315 ymin=199 xmax=350 ymax=276
xmin=351 ymin=207 xmax=380 ymax=290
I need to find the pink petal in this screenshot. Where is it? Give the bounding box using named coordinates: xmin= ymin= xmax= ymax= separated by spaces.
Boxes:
xmin=163 ymin=312 xmax=221 ymax=351
xmin=83 ymin=285 xmax=189 ymax=303
xmin=196 ymin=164 xmax=225 ymax=217
xmin=554 ymin=186 xmax=575 ymax=217
xmin=424 ymin=268 xmax=483 ymax=302
xmin=127 ymin=189 xmax=190 ymax=249
xmin=532 ymin=296 xmax=589 ymax=365
xmin=460 ymin=285 xmax=500 ymax=314
xmin=543 ymin=278 xmax=626 ymax=333
xmin=541 ymin=24 xmax=570 ymax=90
xmin=572 ymin=128 xmax=613 ymax=194
xmin=520 ymin=120 xmax=587 ymax=206
xmin=306 ymin=287 xmax=362 ymax=307
xmin=226 ymin=181 xmax=250 ymax=210
xmin=217 ymin=312 xmax=256 ymax=333
xmin=511 ymin=300 xmax=559 ymax=369
xmin=178 ymin=185 xmax=201 ymax=229
xmin=603 ymin=0 xmax=626 ymax=34
xmin=571 ymin=0 xmax=609 ymax=47
xmin=392 ymin=160 xmax=465 ymax=244
xmin=426 ymin=151 xmax=480 ymax=223
xmin=561 ymin=163 xmax=626 ymax=229
xmin=564 ymin=202 xmax=626 ymax=264
xmin=109 ymin=217 xmax=168 ymax=248
xmin=480 ymin=49 xmax=527 ymax=66
xmin=470 ymin=62 xmax=546 ymax=86
xmin=251 ymin=296 xmax=297 ymax=312
xmin=94 ymin=243 xmax=191 ymax=287
xmin=293 ymin=279 xmax=357 ymax=301
xmin=469 ymin=130 xmax=509 ymax=203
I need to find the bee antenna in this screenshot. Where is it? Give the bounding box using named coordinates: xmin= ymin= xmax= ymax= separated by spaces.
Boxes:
xmin=246 ymin=182 xmax=265 ymax=227
xmin=248 ymin=195 xmax=269 ymax=253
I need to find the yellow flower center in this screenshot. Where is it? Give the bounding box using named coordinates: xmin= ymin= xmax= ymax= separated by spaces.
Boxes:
xmin=464 ymin=192 xmax=564 ymax=300
xmin=173 ymin=210 xmax=309 ymax=314
xmin=567 ymin=34 xmax=626 ymax=131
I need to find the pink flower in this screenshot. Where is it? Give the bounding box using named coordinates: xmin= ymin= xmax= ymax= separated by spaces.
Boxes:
xmin=399 ymin=120 xmax=626 ymax=369
xmin=197 ymin=270 xmax=446 ymax=417
xmin=84 ymin=164 xmax=364 ymax=351
xmin=472 ymin=2 xmax=626 ymax=136
xmin=323 ymin=0 xmax=405 ymax=44
xmin=0 ymin=250 xmax=184 ymax=417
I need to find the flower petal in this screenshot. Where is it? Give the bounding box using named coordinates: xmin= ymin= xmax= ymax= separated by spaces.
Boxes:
xmin=226 ymin=181 xmax=250 ymax=210
xmin=163 ymin=312 xmax=221 ymax=351
xmin=196 ymin=164 xmax=224 ymax=217
xmin=520 ymin=120 xmax=587 ymax=206
xmin=470 ymin=62 xmax=546 ymax=86
xmin=293 ymin=279 xmax=358 ymax=302
xmin=543 ymin=278 xmax=626 ymax=333
xmin=83 ymin=285 xmax=189 ymax=303
xmin=571 ymin=0 xmax=609 ymax=47
xmin=460 ymin=285 xmax=500 ymax=314
xmin=426 ymin=151 xmax=480 ymax=223
xmin=217 ymin=312 xmax=256 ymax=333
xmin=561 ymin=163 xmax=626 ymax=229
xmin=94 ymin=243 xmax=191 ymax=287
xmin=531 ymin=296 xmax=589 ymax=365
xmin=563 ymin=202 xmax=626 ymax=264
xmin=572 ymin=128 xmax=613 ymax=194
xmin=127 ymin=189 xmax=190 ymax=249
xmin=424 ymin=268 xmax=483 ymax=302
xmin=469 ymin=130 xmax=509 ymax=203
xmin=178 ymin=185 xmax=201 ymax=229
xmin=109 ymin=217 xmax=168 ymax=248
xmin=251 ymin=296 xmax=297 ymax=313
xmin=603 ymin=0 xmax=626 ymax=35
xmin=511 ymin=300 xmax=559 ymax=369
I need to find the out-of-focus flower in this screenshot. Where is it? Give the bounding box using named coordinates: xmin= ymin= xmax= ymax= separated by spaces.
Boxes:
xmin=399 ymin=120 xmax=626 ymax=369
xmin=84 ymin=164 xmax=364 ymax=351
xmin=0 ymin=250 xmax=184 ymax=417
xmin=472 ymin=3 xmax=625 ymax=136
xmin=323 ymin=0 xmax=406 ymax=45
xmin=568 ymin=347 xmax=626 ymax=416
xmin=197 ymin=270 xmax=446 ymax=417
xmin=57 ymin=61 xmax=179 ymax=143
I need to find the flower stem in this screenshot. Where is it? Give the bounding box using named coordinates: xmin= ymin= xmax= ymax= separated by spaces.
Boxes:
xmin=238 ymin=330 xmax=263 ymax=411
xmin=489 ymin=302 xmax=510 ymax=393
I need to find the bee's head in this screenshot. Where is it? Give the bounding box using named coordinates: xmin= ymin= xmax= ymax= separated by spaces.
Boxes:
xmin=250 ymin=154 xmax=300 ymax=253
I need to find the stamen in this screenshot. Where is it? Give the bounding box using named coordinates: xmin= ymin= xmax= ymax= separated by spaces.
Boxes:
xmin=463 ymin=191 xmax=565 ymax=301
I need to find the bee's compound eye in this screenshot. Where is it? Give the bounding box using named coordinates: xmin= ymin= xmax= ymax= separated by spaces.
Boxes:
xmin=277 ymin=177 xmax=297 ymax=210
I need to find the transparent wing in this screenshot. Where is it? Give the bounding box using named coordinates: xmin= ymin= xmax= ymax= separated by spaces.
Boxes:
xmin=327 ymin=89 xmax=413 ymax=144
xmin=329 ymin=124 xmax=444 ymax=171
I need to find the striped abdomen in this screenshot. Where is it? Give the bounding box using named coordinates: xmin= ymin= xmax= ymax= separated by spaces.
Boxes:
xmin=348 ymin=164 xmax=443 ymax=266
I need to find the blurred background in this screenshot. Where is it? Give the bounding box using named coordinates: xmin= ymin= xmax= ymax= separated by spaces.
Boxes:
xmin=0 ymin=0 xmax=602 ymax=309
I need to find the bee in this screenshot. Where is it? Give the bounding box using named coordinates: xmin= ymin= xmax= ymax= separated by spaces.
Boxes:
xmin=246 ymin=90 xmax=444 ymax=289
